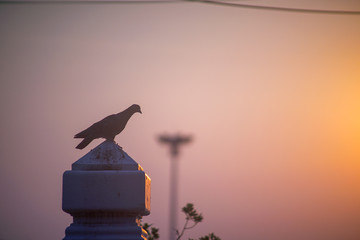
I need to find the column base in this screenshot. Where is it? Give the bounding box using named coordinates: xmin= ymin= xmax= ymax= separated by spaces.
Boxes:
xmin=63 ymin=213 xmax=148 ymax=240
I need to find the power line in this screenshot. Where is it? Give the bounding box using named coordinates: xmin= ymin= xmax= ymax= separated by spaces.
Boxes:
xmin=0 ymin=0 xmax=181 ymax=4
xmin=187 ymin=0 xmax=360 ymax=15
xmin=1 ymin=0 xmax=360 ymax=15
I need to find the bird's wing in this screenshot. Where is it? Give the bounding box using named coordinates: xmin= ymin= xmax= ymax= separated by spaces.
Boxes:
xmin=74 ymin=123 xmax=96 ymax=138
xmin=74 ymin=114 xmax=116 ymax=138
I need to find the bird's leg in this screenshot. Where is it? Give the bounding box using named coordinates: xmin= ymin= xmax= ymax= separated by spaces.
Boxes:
xmin=105 ymin=138 xmax=115 ymax=144
xmin=106 ymin=138 xmax=125 ymax=158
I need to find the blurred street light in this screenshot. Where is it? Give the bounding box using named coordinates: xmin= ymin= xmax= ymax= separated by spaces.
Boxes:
xmin=158 ymin=133 xmax=192 ymax=240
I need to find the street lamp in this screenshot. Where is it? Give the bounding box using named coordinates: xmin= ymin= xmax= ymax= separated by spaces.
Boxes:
xmin=158 ymin=133 xmax=192 ymax=240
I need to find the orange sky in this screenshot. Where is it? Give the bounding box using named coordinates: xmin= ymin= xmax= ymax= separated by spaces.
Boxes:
xmin=0 ymin=1 xmax=360 ymax=239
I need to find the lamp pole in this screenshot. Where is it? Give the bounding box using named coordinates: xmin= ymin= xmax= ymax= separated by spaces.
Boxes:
xmin=158 ymin=134 xmax=192 ymax=240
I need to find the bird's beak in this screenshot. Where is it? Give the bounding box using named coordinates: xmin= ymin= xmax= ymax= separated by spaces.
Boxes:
xmin=139 ymin=110 xmax=142 ymax=114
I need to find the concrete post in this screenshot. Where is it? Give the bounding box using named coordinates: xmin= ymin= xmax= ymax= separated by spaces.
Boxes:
xmin=62 ymin=140 xmax=151 ymax=240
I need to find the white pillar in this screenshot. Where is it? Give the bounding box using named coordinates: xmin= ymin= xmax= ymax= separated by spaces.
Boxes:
xmin=62 ymin=140 xmax=151 ymax=240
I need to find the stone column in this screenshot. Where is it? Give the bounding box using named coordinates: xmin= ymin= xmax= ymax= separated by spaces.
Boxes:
xmin=62 ymin=140 xmax=151 ymax=240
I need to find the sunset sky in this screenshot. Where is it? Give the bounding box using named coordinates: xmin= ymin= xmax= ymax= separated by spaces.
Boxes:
xmin=0 ymin=1 xmax=360 ymax=239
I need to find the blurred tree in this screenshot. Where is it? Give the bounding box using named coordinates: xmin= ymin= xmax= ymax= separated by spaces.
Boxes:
xmin=189 ymin=233 xmax=221 ymax=240
xmin=142 ymin=223 xmax=160 ymax=240
xmin=143 ymin=203 xmax=221 ymax=240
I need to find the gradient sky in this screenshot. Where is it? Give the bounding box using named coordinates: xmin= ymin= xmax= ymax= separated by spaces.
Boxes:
xmin=0 ymin=1 xmax=360 ymax=239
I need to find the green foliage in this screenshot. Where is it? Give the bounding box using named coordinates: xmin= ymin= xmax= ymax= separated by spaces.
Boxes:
xmin=189 ymin=233 xmax=221 ymax=240
xmin=142 ymin=223 xmax=159 ymax=240
xmin=176 ymin=203 xmax=203 ymax=240
xmin=182 ymin=203 xmax=203 ymax=223
xmin=143 ymin=203 xmax=220 ymax=240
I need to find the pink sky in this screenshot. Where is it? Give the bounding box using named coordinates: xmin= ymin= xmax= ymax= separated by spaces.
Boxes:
xmin=0 ymin=1 xmax=360 ymax=239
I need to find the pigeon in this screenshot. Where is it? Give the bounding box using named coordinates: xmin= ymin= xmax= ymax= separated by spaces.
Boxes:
xmin=74 ymin=104 xmax=142 ymax=149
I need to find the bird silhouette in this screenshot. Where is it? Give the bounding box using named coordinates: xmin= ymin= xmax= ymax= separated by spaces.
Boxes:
xmin=74 ymin=104 xmax=142 ymax=149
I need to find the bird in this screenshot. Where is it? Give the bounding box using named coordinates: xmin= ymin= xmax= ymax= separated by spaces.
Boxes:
xmin=74 ymin=104 xmax=142 ymax=149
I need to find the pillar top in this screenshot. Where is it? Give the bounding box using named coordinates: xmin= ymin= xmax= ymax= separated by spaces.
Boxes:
xmin=72 ymin=140 xmax=143 ymax=171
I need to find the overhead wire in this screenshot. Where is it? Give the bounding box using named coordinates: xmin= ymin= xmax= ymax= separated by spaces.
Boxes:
xmin=0 ymin=0 xmax=360 ymax=15
xmin=185 ymin=0 xmax=360 ymax=15
xmin=0 ymin=0 xmax=182 ymax=4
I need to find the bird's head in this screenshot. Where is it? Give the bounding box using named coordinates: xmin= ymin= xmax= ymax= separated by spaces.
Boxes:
xmin=130 ymin=104 xmax=142 ymax=114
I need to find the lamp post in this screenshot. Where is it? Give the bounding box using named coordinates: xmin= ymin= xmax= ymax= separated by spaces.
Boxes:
xmin=158 ymin=134 xmax=192 ymax=240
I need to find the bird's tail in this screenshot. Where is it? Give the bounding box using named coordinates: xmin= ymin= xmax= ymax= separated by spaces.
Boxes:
xmin=76 ymin=138 xmax=94 ymax=149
